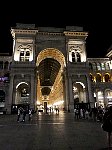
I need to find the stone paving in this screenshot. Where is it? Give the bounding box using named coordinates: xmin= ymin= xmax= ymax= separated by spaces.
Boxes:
xmin=0 ymin=111 xmax=111 ymax=150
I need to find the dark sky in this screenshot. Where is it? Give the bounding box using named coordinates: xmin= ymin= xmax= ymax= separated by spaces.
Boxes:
xmin=0 ymin=2 xmax=112 ymax=58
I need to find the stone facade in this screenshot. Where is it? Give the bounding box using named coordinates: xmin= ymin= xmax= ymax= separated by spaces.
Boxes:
xmin=0 ymin=24 xmax=112 ymax=114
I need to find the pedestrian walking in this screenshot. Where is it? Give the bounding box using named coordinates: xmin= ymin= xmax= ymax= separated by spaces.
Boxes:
xmin=17 ymin=108 xmax=21 ymax=122
xmin=74 ymin=108 xmax=77 ymax=119
xmin=22 ymin=108 xmax=26 ymax=122
xmin=28 ymin=109 xmax=32 ymax=121
xmin=75 ymin=108 xmax=79 ymax=119
xmin=85 ymin=109 xmax=89 ymax=119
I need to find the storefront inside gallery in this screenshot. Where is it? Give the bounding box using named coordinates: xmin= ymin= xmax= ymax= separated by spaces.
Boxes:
xmin=0 ymin=24 xmax=112 ymax=114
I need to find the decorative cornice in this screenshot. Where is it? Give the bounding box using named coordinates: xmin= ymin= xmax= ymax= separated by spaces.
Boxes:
xmin=11 ymin=29 xmax=38 ymax=38
xmin=37 ymin=32 xmax=64 ymax=36
xmin=11 ymin=29 xmax=88 ymax=38
xmin=64 ymin=31 xmax=88 ymax=37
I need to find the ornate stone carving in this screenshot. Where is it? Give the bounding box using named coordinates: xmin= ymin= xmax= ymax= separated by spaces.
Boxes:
xmin=69 ymin=45 xmax=82 ymax=53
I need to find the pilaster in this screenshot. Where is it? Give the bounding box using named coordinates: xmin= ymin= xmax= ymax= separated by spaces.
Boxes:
xmin=7 ymin=74 xmax=14 ymax=114
xmin=68 ymin=76 xmax=74 ymax=112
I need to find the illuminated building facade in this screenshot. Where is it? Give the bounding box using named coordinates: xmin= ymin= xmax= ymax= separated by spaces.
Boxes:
xmin=0 ymin=23 xmax=112 ymax=114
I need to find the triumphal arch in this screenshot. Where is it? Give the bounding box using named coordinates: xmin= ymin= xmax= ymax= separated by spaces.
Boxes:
xmin=7 ymin=24 xmax=94 ymax=114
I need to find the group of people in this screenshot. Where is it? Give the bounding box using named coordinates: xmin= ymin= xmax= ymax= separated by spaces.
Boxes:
xmin=74 ymin=106 xmax=112 ymax=148
xmin=17 ymin=107 xmax=32 ymax=122
xmin=74 ymin=108 xmax=89 ymax=119
xmin=74 ymin=106 xmax=108 ymax=122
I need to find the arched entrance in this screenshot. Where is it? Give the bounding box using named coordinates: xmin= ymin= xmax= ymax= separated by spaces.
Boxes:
xmin=36 ymin=48 xmax=66 ymax=112
xmin=12 ymin=82 xmax=30 ymax=114
xmin=15 ymin=82 xmax=30 ymax=104
xmin=105 ymin=89 xmax=112 ymax=107
xmin=73 ymin=82 xmax=86 ymax=103
xmin=73 ymin=82 xmax=90 ymax=110
xmin=0 ymin=90 xmax=6 ymax=114
xmin=0 ymin=90 xmax=5 ymax=102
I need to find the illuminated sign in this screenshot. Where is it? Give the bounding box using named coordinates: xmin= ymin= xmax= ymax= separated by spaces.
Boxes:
xmin=0 ymin=77 xmax=8 ymax=81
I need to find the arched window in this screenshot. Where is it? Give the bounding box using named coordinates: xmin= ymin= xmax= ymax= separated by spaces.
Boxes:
xmin=0 ymin=61 xmax=3 ymax=69
xmin=105 ymin=73 xmax=110 ymax=82
xmin=20 ymin=51 xmax=25 ymax=61
xmin=76 ymin=52 xmax=81 ymax=62
xmin=101 ymin=63 xmax=105 ymax=70
xmin=89 ymin=74 xmax=94 ymax=82
xmin=96 ymin=73 xmax=101 ymax=82
xmin=0 ymin=90 xmax=5 ymax=102
xmin=105 ymin=63 xmax=110 ymax=70
xmin=20 ymin=50 xmax=30 ymax=62
xmin=4 ymin=61 xmax=9 ymax=69
xmin=9 ymin=62 xmax=12 ymax=70
xmin=25 ymin=51 xmax=30 ymax=61
xmin=97 ymin=63 xmax=101 ymax=70
xmin=72 ymin=52 xmax=75 ymax=62
xmin=89 ymin=63 xmax=93 ymax=70
xmin=4 ymin=73 xmax=10 ymax=83
xmin=92 ymin=62 xmax=97 ymax=71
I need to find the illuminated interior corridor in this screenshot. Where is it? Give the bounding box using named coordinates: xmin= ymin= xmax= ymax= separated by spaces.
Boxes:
xmin=36 ymin=48 xmax=66 ymax=111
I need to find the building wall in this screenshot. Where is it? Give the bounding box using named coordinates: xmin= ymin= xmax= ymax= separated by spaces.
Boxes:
xmin=0 ymin=24 xmax=112 ymax=114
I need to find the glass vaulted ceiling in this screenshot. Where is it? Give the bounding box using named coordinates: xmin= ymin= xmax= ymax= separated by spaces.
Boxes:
xmin=38 ymin=58 xmax=61 ymax=95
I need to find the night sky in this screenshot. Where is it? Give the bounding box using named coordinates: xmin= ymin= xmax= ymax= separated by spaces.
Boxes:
xmin=0 ymin=2 xmax=112 ymax=58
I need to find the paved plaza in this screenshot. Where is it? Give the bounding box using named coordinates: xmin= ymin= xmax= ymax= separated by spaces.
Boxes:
xmin=0 ymin=111 xmax=110 ymax=150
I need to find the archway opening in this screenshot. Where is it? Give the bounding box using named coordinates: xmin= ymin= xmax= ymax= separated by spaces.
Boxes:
xmin=73 ymin=82 xmax=86 ymax=103
xmin=73 ymin=82 xmax=90 ymax=110
xmin=15 ymin=82 xmax=30 ymax=105
xmin=36 ymin=48 xmax=66 ymax=112
xmin=0 ymin=90 xmax=5 ymax=114
xmin=11 ymin=82 xmax=30 ymax=114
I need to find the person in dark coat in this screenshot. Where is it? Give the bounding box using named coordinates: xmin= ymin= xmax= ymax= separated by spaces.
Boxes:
xmin=22 ymin=109 xmax=26 ymax=122
xmin=28 ymin=109 xmax=32 ymax=121
xmin=17 ymin=108 xmax=21 ymax=122
xmin=102 ymin=106 xmax=112 ymax=148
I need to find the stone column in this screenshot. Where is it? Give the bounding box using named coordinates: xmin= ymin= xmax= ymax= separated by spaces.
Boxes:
xmin=34 ymin=74 xmax=37 ymax=111
xmin=7 ymin=74 xmax=14 ymax=114
xmin=62 ymin=72 xmax=68 ymax=111
xmin=68 ymin=76 xmax=74 ymax=112
xmin=86 ymin=74 xmax=94 ymax=107
xmin=96 ymin=90 xmax=99 ymax=107
xmin=103 ymin=90 xmax=107 ymax=108
xmin=30 ymin=74 xmax=35 ymax=110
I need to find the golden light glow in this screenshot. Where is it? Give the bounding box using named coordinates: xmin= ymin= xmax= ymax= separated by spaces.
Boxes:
xmin=53 ymin=100 xmax=64 ymax=106
xmin=36 ymin=48 xmax=65 ymax=107
xmin=36 ymin=48 xmax=66 ymax=68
